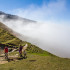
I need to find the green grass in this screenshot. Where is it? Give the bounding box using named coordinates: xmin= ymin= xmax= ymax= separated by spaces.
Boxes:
xmin=0 ymin=22 xmax=70 ymax=70
xmin=0 ymin=53 xmax=70 ymax=70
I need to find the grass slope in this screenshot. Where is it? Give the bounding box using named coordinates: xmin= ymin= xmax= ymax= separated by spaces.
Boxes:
xmin=0 ymin=22 xmax=70 ymax=70
xmin=0 ymin=53 xmax=70 ymax=70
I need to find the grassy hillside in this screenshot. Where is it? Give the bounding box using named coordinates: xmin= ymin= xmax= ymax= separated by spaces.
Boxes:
xmin=0 ymin=26 xmax=22 ymax=46
xmin=0 ymin=53 xmax=70 ymax=70
xmin=0 ymin=22 xmax=70 ymax=70
xmin=0 ymin=22 xmax=53 ymax=55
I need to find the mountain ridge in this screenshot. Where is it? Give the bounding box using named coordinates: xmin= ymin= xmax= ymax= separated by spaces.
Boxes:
xmin=0 ymin=11 xmax=36 ymax=23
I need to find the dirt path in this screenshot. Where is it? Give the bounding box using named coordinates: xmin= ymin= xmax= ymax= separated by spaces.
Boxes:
xmin=0 ymin=54 xmax=18 ymax=64
xmin=0 ymin=56 xmax=8 ymax=64
xmin=0 ymin=53 xmax=24 ymax=64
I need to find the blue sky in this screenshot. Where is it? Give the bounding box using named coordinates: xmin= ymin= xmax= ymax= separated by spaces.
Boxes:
xmin=0 ymin=0 xmax=70 ymax=22
xmin=0 ymin=0 xmax=69 ymax=12
xmin=0 ymin=0 xmax=53 ymax=12
xmin=0 ymin=0 xmax=46 ymax=12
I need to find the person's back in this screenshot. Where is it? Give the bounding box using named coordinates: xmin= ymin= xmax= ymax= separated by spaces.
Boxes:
xmin=5 ymin=47 xmax=8 ymax=53
xmin=19 ymin=46 xmax=22 ymax=52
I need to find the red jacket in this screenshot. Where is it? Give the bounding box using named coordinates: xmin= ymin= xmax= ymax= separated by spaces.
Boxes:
xmin=5 ymin=47 xmax=8 ymax=53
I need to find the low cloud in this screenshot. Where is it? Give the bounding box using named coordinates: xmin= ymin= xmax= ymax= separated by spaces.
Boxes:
xmin=0 ymin=0 xmax=70 ymax=58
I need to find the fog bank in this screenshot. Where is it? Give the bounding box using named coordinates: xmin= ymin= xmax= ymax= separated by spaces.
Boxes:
xmin=0 ymin=15 xmax=70 ymax=58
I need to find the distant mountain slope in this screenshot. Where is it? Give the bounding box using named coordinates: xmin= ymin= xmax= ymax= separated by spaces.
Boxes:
xmin=0 ymin=11 xmax=38 ymax=43
xmin=0 ymin=11 xmax=36 ymax=23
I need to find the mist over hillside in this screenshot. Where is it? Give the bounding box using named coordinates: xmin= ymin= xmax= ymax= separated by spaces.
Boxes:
xmin=0 ymin=11 xmax=36 ymax=23
xmin=0 ymin=11 xmax=70 ymax=58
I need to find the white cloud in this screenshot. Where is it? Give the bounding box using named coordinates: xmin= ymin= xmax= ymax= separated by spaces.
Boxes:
xmin=0 ymin=0 xmax=70 ymax=58
xmin=10 ymin=0 xmax=66 ymax=22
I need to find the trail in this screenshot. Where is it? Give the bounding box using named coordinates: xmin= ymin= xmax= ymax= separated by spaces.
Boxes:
xmin=0 ymin=56 xmax=8 ymax=64
xmin=0 ymin=54 xmax=18 ymax=64
xmin=0 ymin=49 xmax=8 ymax=64
xmin=0 ymin=44 xmax=28 ymax=64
